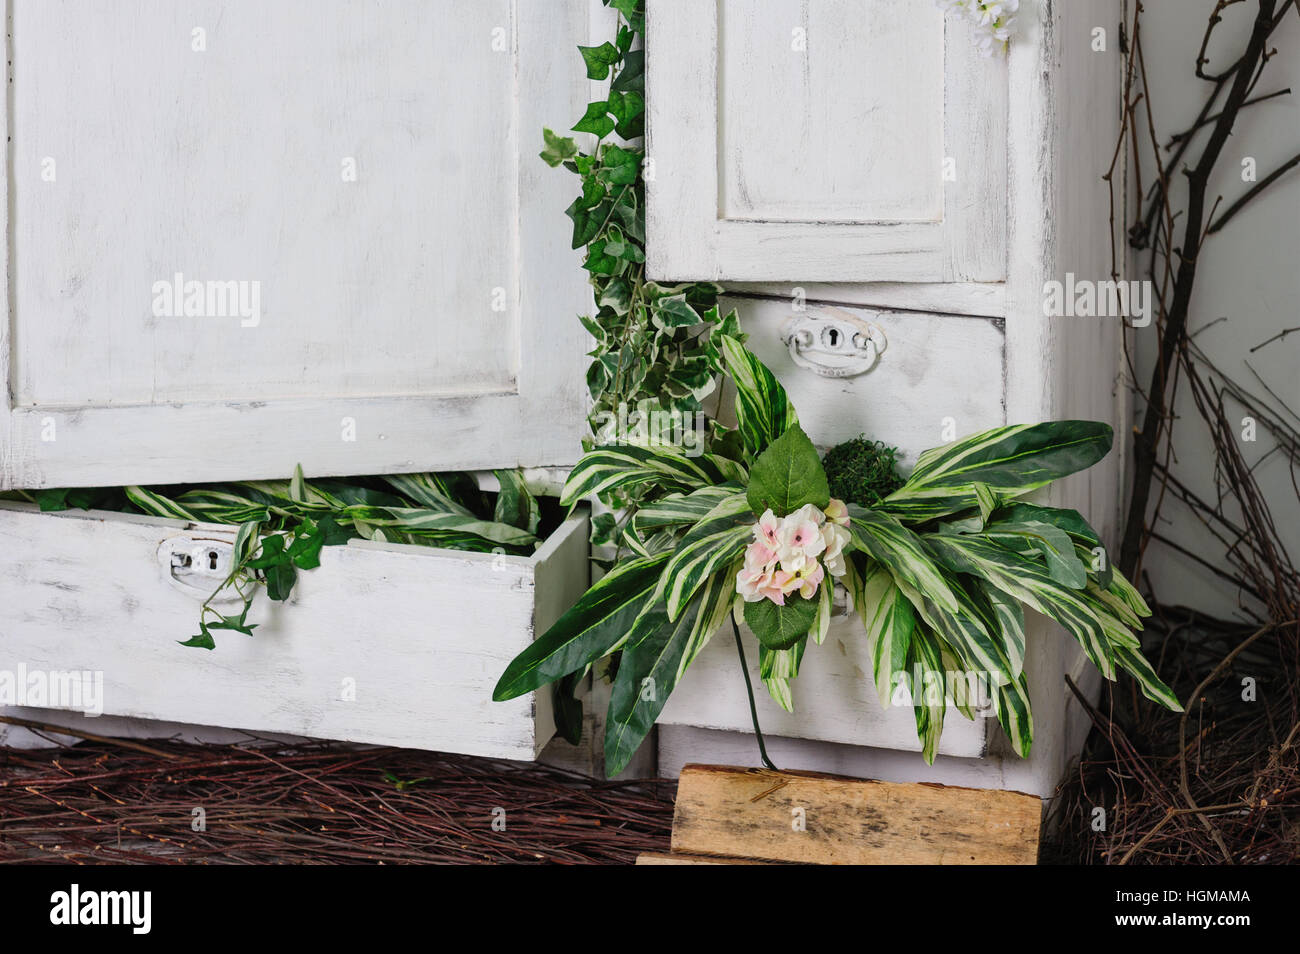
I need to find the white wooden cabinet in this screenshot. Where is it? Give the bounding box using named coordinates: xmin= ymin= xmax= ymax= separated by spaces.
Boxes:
xmin=1 ymin=0 xmax=589 ymax=489
xmin=647 ymin=0 xmax=1006 ymax=282
xmin=648 ymin=0 xmax=1128 ymax=797
xmin=0 ymin=0 xmax=594 ymax=759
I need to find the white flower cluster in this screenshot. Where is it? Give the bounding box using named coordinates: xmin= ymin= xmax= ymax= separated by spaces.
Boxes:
xmin=937 ymin=0 xmax=1019 ymax=57
xmin=736 ymin=501 xmax=851 ymax=606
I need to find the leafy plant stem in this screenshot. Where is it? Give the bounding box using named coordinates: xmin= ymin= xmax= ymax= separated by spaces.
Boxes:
xmin=732 ymin=616 xmax=777 ymax=771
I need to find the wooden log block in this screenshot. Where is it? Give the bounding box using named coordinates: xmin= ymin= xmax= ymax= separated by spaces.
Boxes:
xmin=670 ymin=764 xmax=1041 ymax=865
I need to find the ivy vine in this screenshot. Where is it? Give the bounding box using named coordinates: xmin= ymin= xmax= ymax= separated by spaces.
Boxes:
xmin=540 ymin=0 xmax=743 ymax=548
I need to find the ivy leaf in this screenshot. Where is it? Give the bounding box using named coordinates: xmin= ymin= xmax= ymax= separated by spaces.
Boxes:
xmin=245 ymin=533 xmax=286 ymax=568
xmin=179 ymin=625 xmax=216 ymax=650
xmin=652 ymin=294 xmax=701 ymax=329
xmin=287 ymin=520 xmax=326 ymax=569
xmin=599 ymin=144 xmax=640 ymax=186
xmin=583 ymin=238 xmax=623 ymax=276
xmin=607 ymin=91 xmax=645 ymax=139
xmin=539 ymin=128 xmax=579 ymax=168
xmin=207 ymin=604 xmax=258 ymax=637
xmin=265 ymin=560 xmax=297 ymax=602
xmin=565 ymin=196 xmax=607 ymax=250
xmin=579 ymin=42 xmax=621 ymax=80
xmin=744 ymin=597 xmax=818 ymax=651
xmin=572 ymin=101 xmax=615 ymax=138
xmin=746 ymin=424 xmax=830 ymax=516
xmin=610 ymin=49 xmax=644 ymax=95
xmin=598 ymin=278 xmax=632 ymax=315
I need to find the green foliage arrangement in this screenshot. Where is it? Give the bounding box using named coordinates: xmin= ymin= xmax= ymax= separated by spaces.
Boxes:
xmin=822 ymin=436 xmax=905 ymax=507
xmin=540 ymin=0 xmax=739 ymax=531
xmin=495 ymin=335 xmax=1183 ymax=776
xmin=8 ymin=468 xmax=543 ymax=650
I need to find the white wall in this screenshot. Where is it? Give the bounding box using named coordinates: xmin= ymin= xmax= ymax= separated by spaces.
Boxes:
xmin=1133 ymin=0 xmax=1300 ymax=616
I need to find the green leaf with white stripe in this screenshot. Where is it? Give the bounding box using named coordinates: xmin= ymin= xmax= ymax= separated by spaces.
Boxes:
xmin=346 ymin=506 xmax=537 ymax=549
xmin=760 ymin=638 xmax=808 ymax=712
xmin=675 ymin=566 xmax=738 ymax=682
xmin=560 ymin=444 xmax=745 ymax=506
xmin=924 ymin=533 xmax=1118 ymax=680
xmin=382 ymin=473 xmax=475 ymax=515
xmin=125 ymin=486 xmax=200 ymax=522
xmin=846 ymin=505 xmax=960 ymax=614
xmin=713 ymin=334 xmax=798 ymax=460
xmin=604 ymin=587 xmax=717 ymax=777
xmin=662 ymin=492 xmax=752 ymax=620
xmin=984 ymin=519 xmax=1089 ymax=589
xmin=493 ymin=552 xmax=670 ymax=701
xmin=905 ymin=626 xmax=948 ymax=764
xmin=881 ymin=421 xmax=1114 ymax=522
xmin=1114 ymin=642 xmax=1183 ymax=712
xmin=624 ymin=483 xmax=743 ymax=556
xmin=856 ymin=563 xmax=916 ymax=707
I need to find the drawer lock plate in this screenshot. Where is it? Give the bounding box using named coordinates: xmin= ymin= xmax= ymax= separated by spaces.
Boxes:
xmin=781 ymin=308 xmax=887 ymax=378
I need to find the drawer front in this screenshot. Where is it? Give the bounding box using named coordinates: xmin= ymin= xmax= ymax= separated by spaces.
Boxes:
xmin=0 ymin=504 xmax=588 ymax=760
xmin=647 ymin=0 xmax=1007 ymax=282
xmin=658 ymin=296 xmax=1005 ymax=756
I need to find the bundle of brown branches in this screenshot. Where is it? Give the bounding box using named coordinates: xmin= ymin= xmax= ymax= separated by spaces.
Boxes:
xmin=0 ymin=736 xmax=674 ymax=864
xmin=1051 ymin=0 xmax=1299 ymax=864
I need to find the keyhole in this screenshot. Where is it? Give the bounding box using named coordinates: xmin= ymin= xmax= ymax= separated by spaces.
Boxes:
xmin=827 ymin=328 xmax=840 ymax=347
xmin=208 ymin=550 xmax=219 ymax=570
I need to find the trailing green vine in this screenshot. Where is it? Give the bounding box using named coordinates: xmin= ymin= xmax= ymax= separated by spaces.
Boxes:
xmin=540 ymin=0 xmax=741 ymax=548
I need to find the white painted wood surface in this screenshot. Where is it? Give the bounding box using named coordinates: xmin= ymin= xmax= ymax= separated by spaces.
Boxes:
xmin=0 ymin=502 xmax=589 ymax=759
xmin=652 ymin=0 xmax=1131 ymax=797
xmin=658 ymin=299 xmax=1004 ymax=755
xmin=647 ymin=0 xmax=1007 ymax=282
xmin=0 ymin=0 xmax=590 ymax=489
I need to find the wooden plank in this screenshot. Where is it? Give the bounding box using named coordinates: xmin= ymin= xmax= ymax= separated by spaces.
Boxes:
xmin=635 ymin=851 xmax=769 ymax=865
xmin=670 ymin=764 xmax=1041 ymax=865
xmin=0 ymin=502 xmax=587 ymax=760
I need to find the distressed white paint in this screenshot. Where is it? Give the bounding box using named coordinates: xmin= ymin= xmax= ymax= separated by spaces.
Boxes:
xmin=659 ymin=298 xmax=1004 ymax=755
xmin=0 ymin=502 xmax=588 ymax=759
xmin=0 ymin=0 xmax=590 ymax=488
xmin=647 ymin=0 xmax=1007 ymax=281
xmin=652 ymin=0 xmax=1130 ymax=797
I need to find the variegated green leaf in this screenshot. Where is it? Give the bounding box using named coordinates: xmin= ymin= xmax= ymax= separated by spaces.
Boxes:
xmin=713 ymin=334 xmax=798 ymax=460
xmin=382 ymin=473 xmax=475 ymax=515
xmin=1113 ymin=642 xmax=1183 ymax=712
xmin=924 ymin=533 xmax=1118 ymax=679
xmin=624 ymin=483 xmax=744 ymax=556
xmin=857 ymin=563 xmax=916 ymax=707
xmin=676 ymin=566 xmax=738 ymax=681
xmin=811 ymin=577 xmax=833 ymax=646
xmin=492 ymin=469 xmax=541 ymax=536
xmin=344 ymin=506 xmax=537 ymax=549
xmin=662 ymin=492 xmax=752 ymax=620
xmin=847 ymin=505 xmax=960 ymax=614
xmin=494 ymin=552 xmax=670 ymax=701
xmin=760 ymin=638 xmax=807 ymax=713
xmin=560 ymin=444 xmax=744 ymax=506
xmin=974 ymin=578 xmax=1026 ymax=678
xmin=905 ymin=626 xmax=947 ymax=764
xmin=125 ymin=486 xmax=200 ymax=522
xmin=605 ymin=586 xmax=717 ymax=777
xmin=881 ymin=421 xmax=1113 ymax=522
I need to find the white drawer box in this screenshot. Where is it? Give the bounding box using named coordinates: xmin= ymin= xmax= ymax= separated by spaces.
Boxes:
xmin=658 ymin=296 xmax=1005 ymax=756
xmin=0 ymin=502 xmax=588 ymax=760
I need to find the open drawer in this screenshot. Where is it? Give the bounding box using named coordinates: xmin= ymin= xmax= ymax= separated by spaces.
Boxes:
xmin=0 ymin=502 xmax=588 ymax=760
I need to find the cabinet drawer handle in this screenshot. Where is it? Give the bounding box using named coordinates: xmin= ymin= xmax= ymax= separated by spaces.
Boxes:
xmin=781 ymin=308 xmax=887 ymax=378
